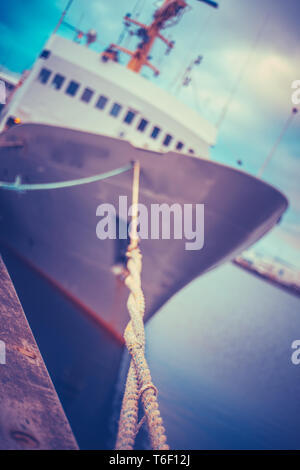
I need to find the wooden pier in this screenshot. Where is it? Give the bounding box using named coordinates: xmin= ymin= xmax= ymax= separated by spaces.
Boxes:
xmin=0 ymin=256 xmax=78 ymax=450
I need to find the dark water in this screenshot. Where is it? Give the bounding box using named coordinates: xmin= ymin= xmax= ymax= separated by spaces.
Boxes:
xmin=1 ymin=249 xmax=124 ymax=450
xmin=3 ymin=249 xmax=300 ymax=449
xmin=143 ymin=263 xmax=300 ymax=450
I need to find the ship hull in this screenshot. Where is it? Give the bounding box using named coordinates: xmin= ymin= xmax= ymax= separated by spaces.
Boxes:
xmin=0 ymin=123 xmax=288 ymax=448
xmin=0 ymin=123 xmax=288 ymax=336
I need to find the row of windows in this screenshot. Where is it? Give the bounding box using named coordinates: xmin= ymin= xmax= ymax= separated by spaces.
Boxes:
xmin=37 ymin=67 xmax=194 ymax=153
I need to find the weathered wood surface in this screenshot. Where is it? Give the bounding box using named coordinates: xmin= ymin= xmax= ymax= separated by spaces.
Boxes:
xmin=0 ymin=256 xmax=78 ymax=450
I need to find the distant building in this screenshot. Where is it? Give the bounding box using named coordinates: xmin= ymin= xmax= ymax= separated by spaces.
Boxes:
xmin=235 ymin=251 xmax=300 ymax=294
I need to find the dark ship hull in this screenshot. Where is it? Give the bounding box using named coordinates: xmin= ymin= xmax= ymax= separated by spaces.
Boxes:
xmin=0 ymin=123 xmax=288 ymax=448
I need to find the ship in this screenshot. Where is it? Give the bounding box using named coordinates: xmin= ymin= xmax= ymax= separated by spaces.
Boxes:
xmin=0 ymin=0 xmax=288 ymax=449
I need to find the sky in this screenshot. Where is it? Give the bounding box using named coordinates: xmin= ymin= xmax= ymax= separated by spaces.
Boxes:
xmin=0 ymin=0 xmax=299 ymax=268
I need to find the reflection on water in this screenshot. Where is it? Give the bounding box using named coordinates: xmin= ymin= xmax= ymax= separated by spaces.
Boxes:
xmin=144 ymin=263 xmax=300 ymax=449
xmin=3 ymin=248 xmax=300 ymax=449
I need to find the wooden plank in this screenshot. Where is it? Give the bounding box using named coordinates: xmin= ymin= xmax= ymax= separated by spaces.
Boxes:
xmin=0 ymin=256 xmax=78 ymax=450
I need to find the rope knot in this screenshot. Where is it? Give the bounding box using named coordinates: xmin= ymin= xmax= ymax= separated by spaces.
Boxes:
xmin=138 ymin=383 xmax=158 ymax=400
xmin=115 ymin=161 xmax=169 ymax=451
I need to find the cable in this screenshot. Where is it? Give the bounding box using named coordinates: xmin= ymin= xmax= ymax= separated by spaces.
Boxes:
xmin=170 ymin=8 xmax=213 ymax=93
xmin=216 ymin=10 xmax=270 ymax=130
xmin=257 ymin=108 xmax=298 ymax=178
xmin=0 ymin=163 xmax=133 ymax=192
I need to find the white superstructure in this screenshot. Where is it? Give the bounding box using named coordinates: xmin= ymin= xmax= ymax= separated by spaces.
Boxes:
xmin=0 ymin=34 xmax=216 ymax=158
xmin=0 ymin=69 xmax=19 ymax=112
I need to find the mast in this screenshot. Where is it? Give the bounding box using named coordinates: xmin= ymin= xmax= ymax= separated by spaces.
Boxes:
xmin=53 ymin=0 xmax=74 ymax=34
xmin=126 ymin=0 xmax=186 ymax=74
xmin=102 ymin=0 xmax=218 ymax=76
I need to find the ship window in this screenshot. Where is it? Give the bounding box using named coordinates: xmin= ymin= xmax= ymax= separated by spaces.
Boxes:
xmin=176 ymin=141 xmax=184 ymax=151
xmin=95 ymin=95 xmax=108 ymax=110
xmin=5 ymin=116 xmax=19 ymax=129
xmin=163 ymin=134 xmax=173 ymax=147
xmin=150 ymin=126 xmax=161 ymax=139
xmin=5 ymin=82 xmax=14 ymax=92
xmin=38 ymin=67 xmax=51 ymax=84
xmin=81 ymin=87 xmax=94 ymax=103
xmin=137 ymin=118 xmax=148 ymax=132
xmin=110 ymin=103 xmax=122 ymax=117
xmin=40 ymin=49 xmax=51 ymax=59
xmin=124 ymin=110 xmax=136 ymax=125
xmin=51 ymin=73 xmax=65 ymax=90
xmin=65 ymin=80 xmax=80 ymax=96
xmin=188 ymin=148 xmax=194 ymax=154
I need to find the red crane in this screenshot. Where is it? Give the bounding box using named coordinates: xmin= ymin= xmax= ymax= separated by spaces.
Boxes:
xmin=102 ymin=0 xmax=218 ymax=76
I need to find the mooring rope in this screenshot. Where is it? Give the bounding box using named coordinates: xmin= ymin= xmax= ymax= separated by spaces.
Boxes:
xmin=115 ymin=161 xmax=169 ymax=450
xmin=0 ymin=163 xmax=133 ymax=192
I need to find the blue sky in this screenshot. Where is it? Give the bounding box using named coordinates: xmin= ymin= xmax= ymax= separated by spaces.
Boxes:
xmin=1 ymin=0 xmax=300 ymax=267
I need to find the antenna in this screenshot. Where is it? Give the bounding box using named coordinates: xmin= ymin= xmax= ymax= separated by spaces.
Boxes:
xmin=257 ymin=108 xmax=298 ymax=178
xmin=53 ymin=0 xmax=74 ymax=34
xmin=216 ymin=10 xmax=270 ymax=130
xmin=62 ymin=22 xmax=98 ymax=46
xmin=197 ymin=0 xmax=218 ymax=8
xmin=174 ymin=55 xmax=203 ymax=95
xmin=102 ymin=0 xmax=218 ymax=76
